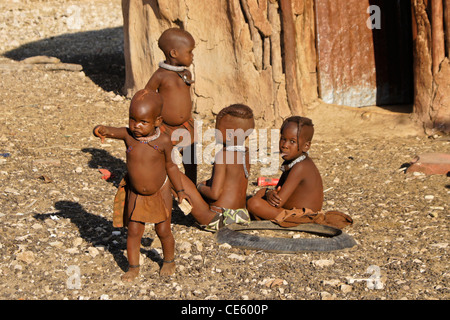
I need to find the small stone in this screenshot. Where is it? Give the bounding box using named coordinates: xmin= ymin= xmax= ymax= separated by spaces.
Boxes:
xmin=49 ymin=241 xmax=64 ymax=248
xmin=219 ymin=243 xmax=232 ymax=250
xmin=73 ymin=237 xmax=83 ymax=247
xmin=312 ymin=259 xmax=335 ymax=267
xmin=430 ymin=243 xmax=448 ymax=249
xmin=192 ymin=255 xmax=203 ymax=261
xmin=264 ymin=278 xmax=286 ymax=288
xmin=48 ymin=190 xmax=61 ymax=196
xmin=5 ymin=187 xmax=19 ymax=194
xmin=322 ymin=279 xmax=341 ymax=286
xmin=16 ymin=251 xmax=35 ymax=264
xmin=340 ymin=284 xmax=353 ymax=293
xmin=320 ymin=291 xmax=335 ymax=300
xmin=88 ymin=247 xmax=99 ymax=257
xmin=179 ymin=242 xmax=192 ymax=253
xmin=31 ymin=223 xmax=43 ymax=230
xmin=75 ymin=167 xmax=83 ymax=173
xmin=194 ymin=241 xmax=203 ymax=252
xmin=228 ymin=253 xmax=246 ymax=261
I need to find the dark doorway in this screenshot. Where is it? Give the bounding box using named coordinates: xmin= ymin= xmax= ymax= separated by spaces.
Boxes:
xmin=315 ymin=0 xmax=413 ymax=109
xmin=370 ymin=0 xmax=413 ymax=106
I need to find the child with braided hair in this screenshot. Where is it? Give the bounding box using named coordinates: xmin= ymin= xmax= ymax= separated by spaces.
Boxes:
xmin=247 ymin=116 xmax=324 ymax=220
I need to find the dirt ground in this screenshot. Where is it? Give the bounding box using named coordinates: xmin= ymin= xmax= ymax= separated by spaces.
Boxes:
xmin=0 ymin=0 xmax=448 ymax=301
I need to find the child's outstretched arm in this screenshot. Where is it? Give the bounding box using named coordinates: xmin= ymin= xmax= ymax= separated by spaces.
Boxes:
xmin=93 ymin=125 xmax=127 ymax=143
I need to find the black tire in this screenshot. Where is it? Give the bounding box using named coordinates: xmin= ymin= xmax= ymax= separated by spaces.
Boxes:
xmin=216 ymin=220 xmax=357 ymax=253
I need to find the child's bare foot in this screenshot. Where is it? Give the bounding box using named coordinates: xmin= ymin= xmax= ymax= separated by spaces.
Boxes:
xmin=160 ymin=259 xmax=176 ymax=276
xmin=121 ymin=265 xmax=140 ymax=282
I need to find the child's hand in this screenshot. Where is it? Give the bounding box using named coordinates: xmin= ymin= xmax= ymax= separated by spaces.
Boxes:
xmin=266 ymin=186 xmax=282 ymax=207
xmin=177 ymin=190 xmax=191 ymax=205
xmin=93 ymin=125 xmax=106 ymax=143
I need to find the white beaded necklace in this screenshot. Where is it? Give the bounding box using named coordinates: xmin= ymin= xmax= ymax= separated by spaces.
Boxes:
xmin=158 ymin=61 xmax=186 ymax=72
xmin=135 ymin=127 xmax=160 ymax=143
xmin=159 ymin=60 xmax=194 ymax=85
xmin=280 ymin=153 xmax=307 ymax=172
xmin=225 ymin=145 xmax=249 ymax=178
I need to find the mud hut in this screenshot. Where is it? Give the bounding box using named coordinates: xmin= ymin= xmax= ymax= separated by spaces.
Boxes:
xmin=121 ymin=0 xmax=449 ymax=133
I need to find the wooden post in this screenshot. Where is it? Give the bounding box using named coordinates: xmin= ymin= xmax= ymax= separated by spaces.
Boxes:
xmin=431 ymin=0 xmax=445 ymax=74
xmin=444 ymin=0 xmax=450 ymax=56
xmin=280 ymin=0 xmax=303 ymax=115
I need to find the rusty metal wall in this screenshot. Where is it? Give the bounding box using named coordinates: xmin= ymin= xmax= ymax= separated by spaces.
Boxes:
xmin=314 ymin=0 xmax=413 ymax=107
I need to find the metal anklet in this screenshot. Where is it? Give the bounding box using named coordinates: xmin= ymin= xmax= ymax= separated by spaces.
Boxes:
xmin=163 ymin=259 xmax=175 ymax=264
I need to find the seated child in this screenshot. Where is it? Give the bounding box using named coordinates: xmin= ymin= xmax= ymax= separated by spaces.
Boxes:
xmin=178 ymin=104 xmax=255 ymax=232
xmin=247 ymin=116 xmax=324 ymax=220
xmin=145 ymin=27 xmax=198 ymax=184
xmin=93 ymin=89 xmax=190 ymax=282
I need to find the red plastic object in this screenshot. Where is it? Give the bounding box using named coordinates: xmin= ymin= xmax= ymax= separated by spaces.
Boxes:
xmin=98 ymin=169 xmax=112 ymax=180
xmin=257 ymin=177 xmax=279 ymax=186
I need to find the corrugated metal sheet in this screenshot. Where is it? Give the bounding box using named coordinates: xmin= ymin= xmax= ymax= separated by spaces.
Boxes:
xmin=315 ymin=0 xmax=413 ymax=107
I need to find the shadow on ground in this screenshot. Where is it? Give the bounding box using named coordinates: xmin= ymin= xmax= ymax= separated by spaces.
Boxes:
xmin=82 ymin=147 xmax=126 ymax=188
xmin=33 ymin=199 xmax=196 ymax=272
xmin=3 ymin=27 xmax=125 ymax=93
xmin=34 ymin=200 xmax=130 ymax=272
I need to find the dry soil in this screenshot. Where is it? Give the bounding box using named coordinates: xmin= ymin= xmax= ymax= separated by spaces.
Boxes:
xmin=0 ymin=0 xmax=448 ymax=301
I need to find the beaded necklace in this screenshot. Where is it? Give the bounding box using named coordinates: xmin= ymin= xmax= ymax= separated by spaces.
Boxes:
xmin=158 ymin=61 xmax=185 ymax=72
xmin=135 ymin=127 xmax=160 ymax=143
xmin=280 ymin=152 xmax=307 ymax=172
xmin=158 ymin=61 xmax=194 ymax=86
xmin=225 ymin=145 xmax=249 ymax=178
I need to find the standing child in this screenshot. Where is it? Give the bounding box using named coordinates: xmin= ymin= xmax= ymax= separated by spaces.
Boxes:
xmin=178 ymin=104 xmax=255 ymax=232
xmin=247 ymin=116 xmax=324 ymax=220
xmin=145 ymin=27 xmax=197 ymax=185
xmin=93 ymin=89 xmax=190 ymax=282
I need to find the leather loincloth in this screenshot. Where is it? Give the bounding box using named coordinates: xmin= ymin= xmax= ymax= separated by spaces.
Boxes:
xmin=113 ymin=175 xmax=170 ymax=227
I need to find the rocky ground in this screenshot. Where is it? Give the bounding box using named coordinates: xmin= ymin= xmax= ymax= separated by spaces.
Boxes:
xmin=0 ymin=0 xmax=448 ymax=302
